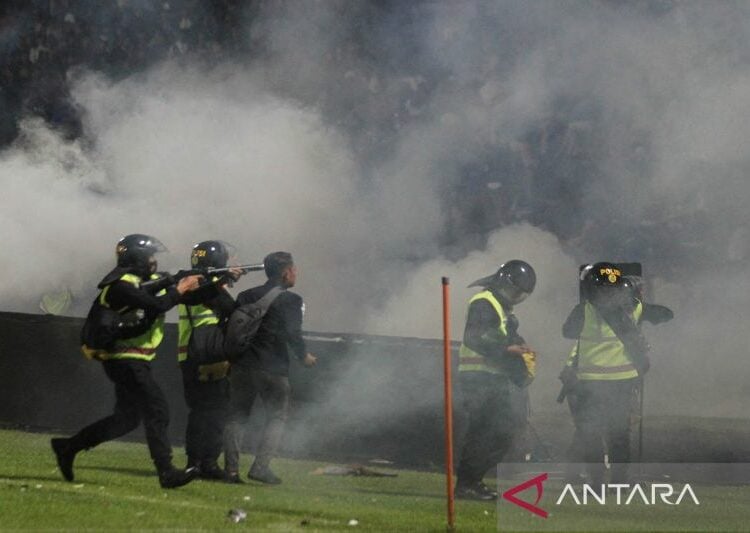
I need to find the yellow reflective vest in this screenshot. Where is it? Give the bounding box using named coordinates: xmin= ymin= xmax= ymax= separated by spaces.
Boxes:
xmin=566 ymin=301 xmax=643 ymax=381
xmin=177 ymin=277 xmax=231 ymax=382
xmin=177 ymin=302 xmax=220 ymax=363
xmin=99 ymin=273 xmax=167 ymax=362
xmin=458 ymin=290 xmax=509 ymax=375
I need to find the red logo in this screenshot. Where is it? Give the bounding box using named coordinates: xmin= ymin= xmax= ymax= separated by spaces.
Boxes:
xmin=501 ymin=473 xmax=548 ymax=518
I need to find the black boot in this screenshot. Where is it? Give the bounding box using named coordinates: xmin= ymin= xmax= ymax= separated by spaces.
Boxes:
xmin=51 ymin=438 xmax=77 ymax=482
xmin=224 ymin=471 xmax=245 ymax=484
xmin=157 ymin=464 xmax=198 ymax=489
xmin=455 ymin=481 xmax=498 ymax=501
xmin=199 ymin=460 xmax=226 ymax=481
xmin=248 ymin=462 xmax=282 ymax=485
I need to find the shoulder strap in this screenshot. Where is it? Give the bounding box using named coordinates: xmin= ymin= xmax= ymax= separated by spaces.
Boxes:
xmin=254 ymin=286 xmax=285 ymax=316
xmin=592 ymin=302 xmax=649 ymax=361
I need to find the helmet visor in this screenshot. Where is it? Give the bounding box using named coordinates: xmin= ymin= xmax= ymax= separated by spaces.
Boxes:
xmin=143 ymin=236 xmax=167 ymax=254
xmin=217 ymin=240 xmax=238 ymax=264
xmin=499 ymin=284 xmax=531 ymax=305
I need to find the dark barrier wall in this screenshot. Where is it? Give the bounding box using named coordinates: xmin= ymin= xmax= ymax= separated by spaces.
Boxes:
xmin=0 ymin=311 xmax=459 ymax=466
xmin=1 ymin=312 xmax=749 ymax=466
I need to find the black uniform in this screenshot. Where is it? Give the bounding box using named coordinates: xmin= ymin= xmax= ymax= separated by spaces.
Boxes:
xmin=178 ymin=281 xmax=237 ymax=476
xmin=456 ymin=290 xmax=527 ymax=490
xmin=223 ymin=280 xmax=307 ymax=477
xmin=52 ymin=268 xmax=189 ymax=486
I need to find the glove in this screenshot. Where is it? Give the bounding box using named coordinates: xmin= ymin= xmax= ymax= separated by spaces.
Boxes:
xmin=505 ymin=350 xmax=536 ymax=388
xmin=522 ymin=351 xmax=537 ymax=380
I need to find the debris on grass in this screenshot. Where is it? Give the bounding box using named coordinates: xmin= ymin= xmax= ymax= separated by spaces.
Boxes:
xmin=227 ymin=509 xmax=247 ymax=523
xmin=311 ymin=464 xmax=397 ymax=477
xmin=368 ymin=458 xmax=393 ymax=465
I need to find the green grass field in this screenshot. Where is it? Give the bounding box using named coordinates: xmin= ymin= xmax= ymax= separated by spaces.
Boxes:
xmin=0 ymin=428 xmax=748 ymax=531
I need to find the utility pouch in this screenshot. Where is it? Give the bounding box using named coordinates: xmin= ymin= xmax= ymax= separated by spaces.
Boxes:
xmin=197 ymin=361 xmax=231 ymax=382
xmin=559 ymin=364 xmax=578 ymax=388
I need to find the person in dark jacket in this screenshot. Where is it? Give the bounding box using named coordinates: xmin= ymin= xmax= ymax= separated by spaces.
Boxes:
xmin=51 ymin=234 xmax=202 ymax=489
xmin=177 ymin=240 xmax=245 ymax=480
xmin=223 ymin=251 xmax=317 ymax=484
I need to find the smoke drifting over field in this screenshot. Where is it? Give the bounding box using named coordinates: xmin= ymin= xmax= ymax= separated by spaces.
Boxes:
xmin=1 ymin=1 xmax=750 ymax=418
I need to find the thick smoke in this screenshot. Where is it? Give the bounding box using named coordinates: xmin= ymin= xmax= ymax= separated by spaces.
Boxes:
xmin=2 ymin=1 xmax=750 ymax=419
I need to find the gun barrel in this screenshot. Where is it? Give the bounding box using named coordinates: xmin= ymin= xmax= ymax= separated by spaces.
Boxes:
xmin=207 ymin=263 xmax=265 ymax=274
xmin=237 ymin=263 xmax=265 ymax=272
xmin=140 ymin=262 xmax=264 ymax=290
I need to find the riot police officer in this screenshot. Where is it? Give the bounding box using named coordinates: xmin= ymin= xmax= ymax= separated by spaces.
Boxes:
xmin=455 ymin=260 xmax=537 ymax=500
xmin=51 ymin=234 xmax=202 ymax=489
xmin=561 ymin=262 xmax=649 ymax=484
xmin=177 ymin=240 xmax=243 ymax=480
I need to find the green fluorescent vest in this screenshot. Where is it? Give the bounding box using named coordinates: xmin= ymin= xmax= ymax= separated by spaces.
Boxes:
xmin=458 ymin=290 xmax=509 ymax=375
xmin=177 ymin=303 xmax=219 ymax=362
xmin=100 ymin=273 xmax=166 ymax=362
xmin=567 ymin=301 xmax=643 ymax=381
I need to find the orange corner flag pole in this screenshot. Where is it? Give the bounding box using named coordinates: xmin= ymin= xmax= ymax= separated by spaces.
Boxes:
xmin=442 ymin=277 xmax=456 ymax=530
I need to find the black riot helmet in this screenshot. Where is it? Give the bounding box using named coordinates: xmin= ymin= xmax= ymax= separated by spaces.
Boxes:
xmin=583 ymin=262 xmax=623 ymax=306
xmin=586 ymin=262 xmax=623 ymax=287
xmin=469 ymin=259 xmax=536 ymax=305
xmin=116 ymin=234 xmax=167 ymax=276
xmin=190 ymin=240 xmax=235 ymax=269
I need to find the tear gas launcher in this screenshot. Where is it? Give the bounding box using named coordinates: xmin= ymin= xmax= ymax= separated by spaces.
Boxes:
xmin=141 ymin=263 xmax=265 ymax=292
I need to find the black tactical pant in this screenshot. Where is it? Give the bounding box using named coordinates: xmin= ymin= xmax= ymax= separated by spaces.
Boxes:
xmin=68 ymin=359 xmax=173 ymax=470
xmin=181 ymin=361 xmax=230 ymax=468
xmin=568 ymin=378 xmax=638 ymax=483
xmin=456 ymin=372 xmax=517 ymax=487
xmin=223 ymin=364 xmax=291 ymax=474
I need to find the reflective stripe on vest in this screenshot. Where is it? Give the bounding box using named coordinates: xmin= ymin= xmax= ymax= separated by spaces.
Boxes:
xmin=177 ymin=302 xmax=219 ymax=363
xmin=567 ymin=301 xmax=642 ymax=381
xmin=458 ymin=290 xmax=508 ymax=375
xmin=103 ymin=273 xmax=166 ymax=362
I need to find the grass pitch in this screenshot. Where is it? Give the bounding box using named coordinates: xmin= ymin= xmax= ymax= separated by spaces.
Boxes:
xmin=0 ymin=429 xmax=493 ymax=531
xmin=1 ymin=428 xmax=748 ymax=531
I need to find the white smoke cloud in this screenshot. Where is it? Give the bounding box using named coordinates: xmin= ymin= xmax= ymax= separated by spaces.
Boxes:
xmin=2 ymin=1 xmax=750 ymax=418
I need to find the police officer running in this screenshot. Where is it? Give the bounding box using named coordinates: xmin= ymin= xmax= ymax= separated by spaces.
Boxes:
xmin=177 ymin=240 xmax=245 ymax=481
xmin=455 ymin=260 xmax=537 ymax=500
xmin=51 ymin=234 xmax=202 ymax=489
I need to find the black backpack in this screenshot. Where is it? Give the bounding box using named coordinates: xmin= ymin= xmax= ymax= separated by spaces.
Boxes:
xmin=224 ymin=286 xmax=283 ymax=362
xmin=182 ymin=304 xmax=229 ymax=366
xmin=80 ymin=296 xmax=150 ymax=360
xmin=80 ymin=296 xmax=123 ymax=359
